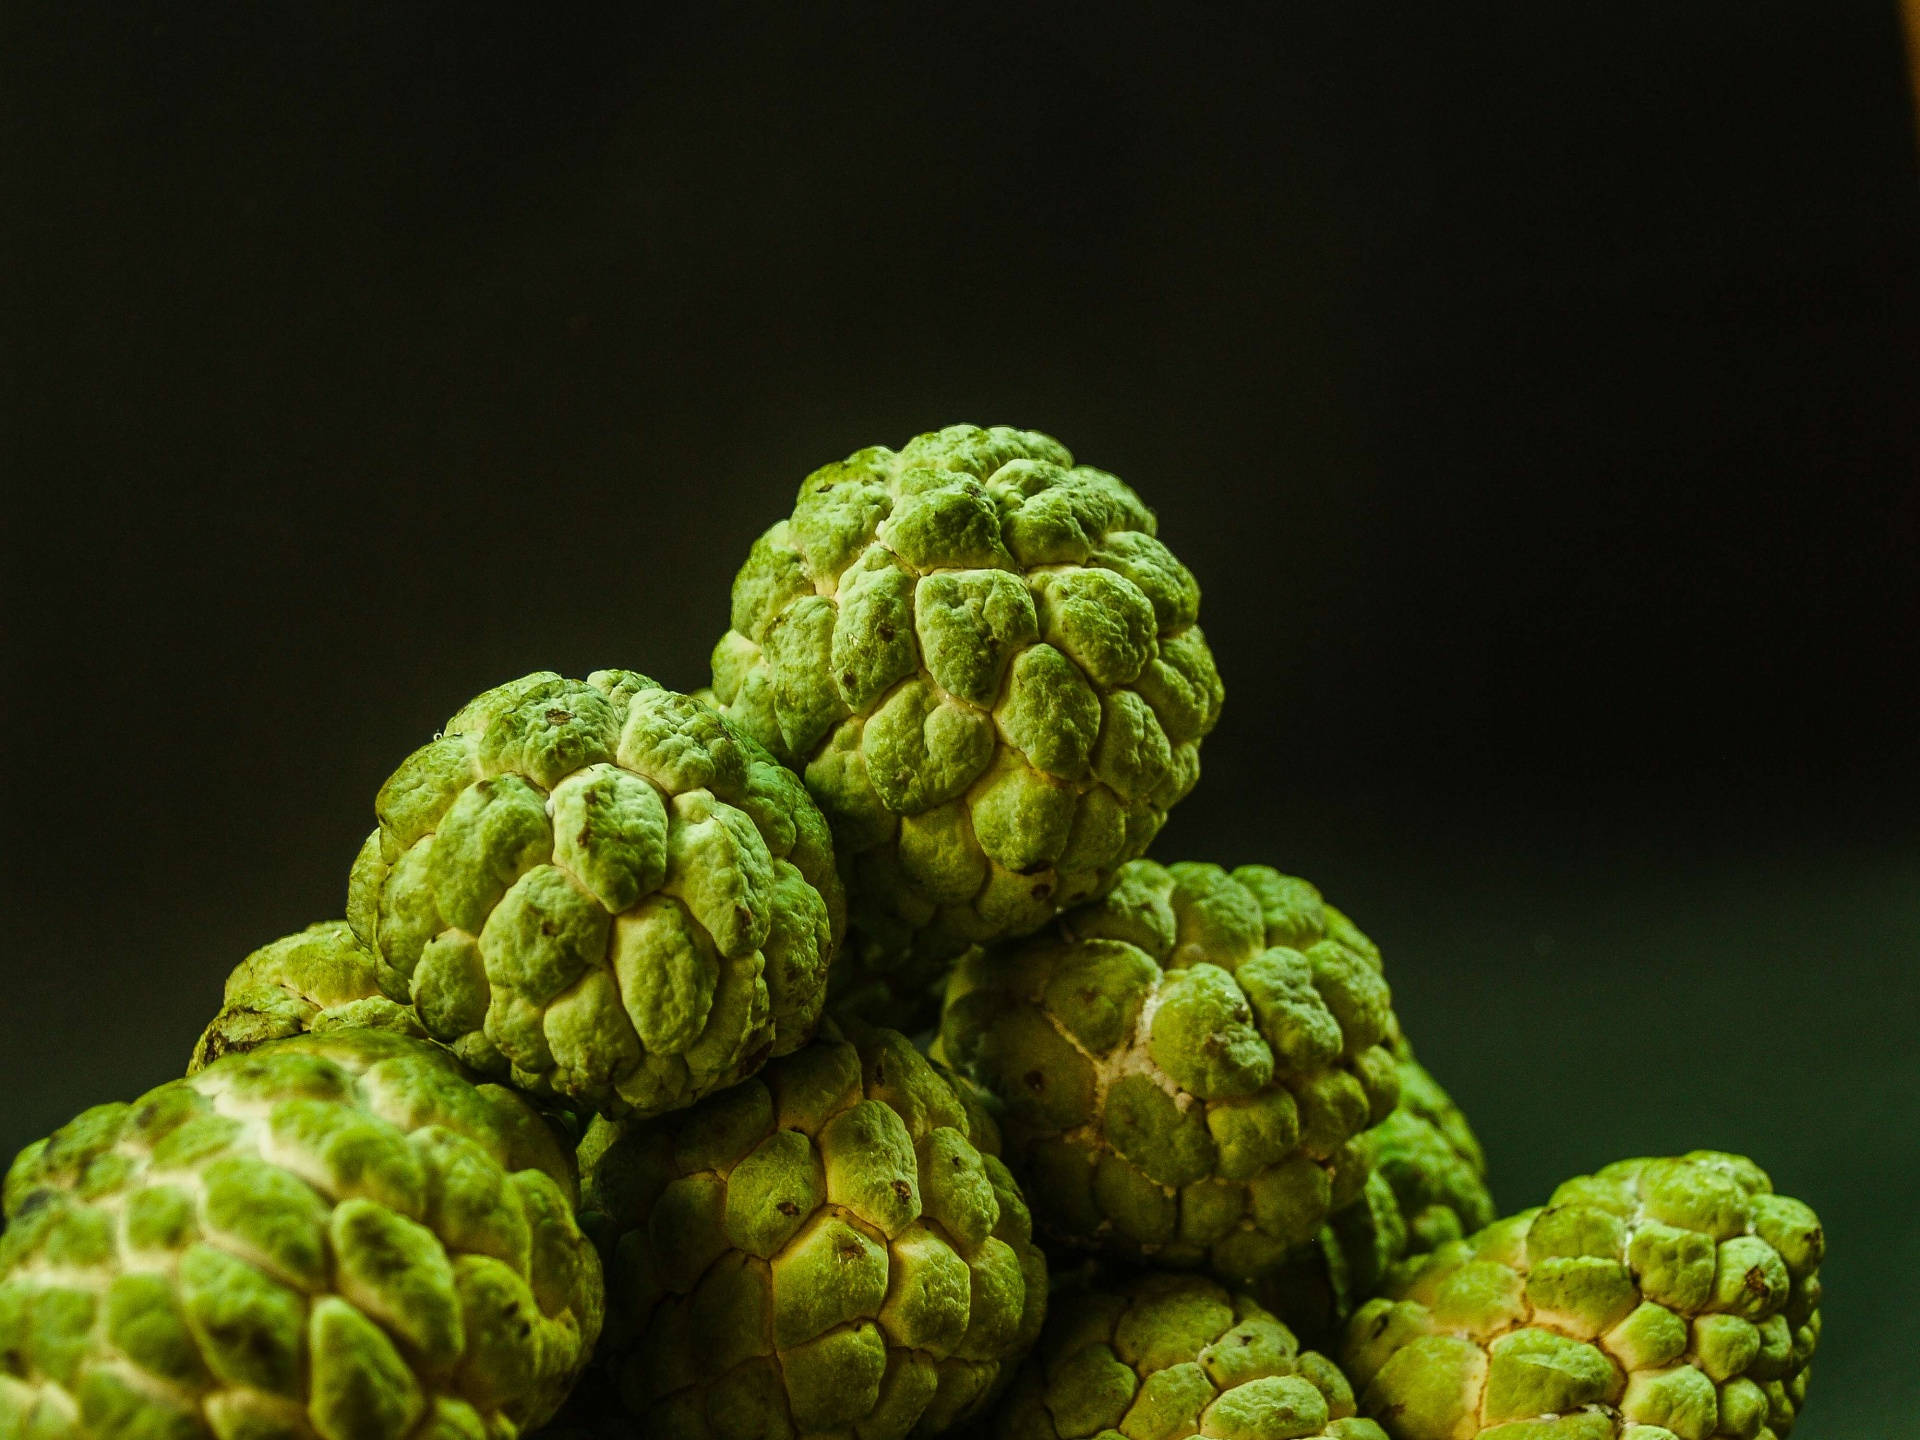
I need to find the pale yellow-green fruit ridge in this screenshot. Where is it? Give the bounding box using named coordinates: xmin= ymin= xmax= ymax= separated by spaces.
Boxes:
xmin=189 ymin=921 xmax=425 ymax=1073
xmin=1341 ymin=1151 xmax=1823 ymax=1440
xmin=0 ymin=1029 xmax=604 ymax=1440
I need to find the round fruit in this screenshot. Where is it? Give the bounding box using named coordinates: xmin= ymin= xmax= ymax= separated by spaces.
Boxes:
xmin=1342 ymin=1151 xmax=1823 ymax=1440
xmin=710 ymin=423 xmax=1222 ymax=1029
xmin=999 ymin=1268 xmax=1388 ymax=1440
xmin=190 ymin=921 xmax=422 ymax=1072
xmin=1257 ymin=1040 xmax=1496 ymax=1347
xmin=938 ymin=859 xmax=1401 ymax=1287
xmin=579 ymin=1017 xmax=1048 ymax=1438
xmin=347 ymin=669 xmax=845 ymax=1120
xmin=0 ymin=1029 xmax=603 ymax=1440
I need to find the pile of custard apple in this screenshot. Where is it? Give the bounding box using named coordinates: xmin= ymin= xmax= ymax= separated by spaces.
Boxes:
xmin=1 ymin=426 xmax=1822 ymax=1440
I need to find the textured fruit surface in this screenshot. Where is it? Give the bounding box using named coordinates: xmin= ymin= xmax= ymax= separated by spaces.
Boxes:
xmin=998 ymin=1268 xmax=1388 ymax=1440
xmin=1258 ymin=1041 xmax=1496 ymax=1347
xmin=1342 ymin=1151 xmax=1823 ymax=1440
xmin=190 ymin=922 xmax=424 ymax=1072
xmin=0 ymin=1029 xmax=603 ymax=1440
xmin=579 ymin=1018 xmax=1047 ymax=1438
xmin=347 ymin=669 xmax=846 ymax=1120
xmin=939 ymin=859 xmax=1401 ymax=1286
xmin=709 ymin=424 xmax=1223 ymax=1028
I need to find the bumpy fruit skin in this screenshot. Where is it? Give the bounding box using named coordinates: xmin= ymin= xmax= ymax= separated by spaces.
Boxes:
xmin=0 ymin=1030 xmax=604 ymax=1440
xmin=1258 ymin=1042 xmax=1496 ymax=1348
xmin=347 ymin=670 xmax=846 ymax=1120
xmin=578 ymin=1018 xmax=1048 ymax=1438
xmin=1341 ymin=1152 xmax=1823 ymax=1440
xmin=998 ymin=1269 xmax=1387 ymax=1440
xmin=190 ymin=922 xmax=424 ymax=1073
xmin=938 ymin=860 xmax=1401 ymax=1288
xmin=709 ymin=424 xmax=1224 ymax=1028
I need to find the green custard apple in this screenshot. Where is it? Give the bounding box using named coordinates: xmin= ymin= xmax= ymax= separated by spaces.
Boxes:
xmin=937 ymin=859 xmax=1402 ymax=1290
xmin=190 ymin=921 xmax=425 ymax=1072
xmin=346 ymin=669 xmax=846 ymax=1120
xmin=1341 ymin=1151 xmax=1823 ymax=1440
xmin=578 ymin=1017 xmax=1048 ymax=1439
xmin=709 ymin=424 xmax=1223 ymax=1030
xmin=998 ymin=1268 xmax=1387 ymax=1440
xmin=0 ymin=1029 xmax=603 ymax=1440
xmin=1258 ymin=1041 xmax=1496 ymax=1348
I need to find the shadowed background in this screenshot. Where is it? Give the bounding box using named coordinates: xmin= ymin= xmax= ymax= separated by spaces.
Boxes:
xmin=5 ymin=5 xmax=1917 ymax=1432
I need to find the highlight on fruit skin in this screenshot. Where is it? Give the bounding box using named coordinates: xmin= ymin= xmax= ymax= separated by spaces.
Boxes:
xmin=710 ymin=423 xmax=1224 ymax=1032
xmin=1257 ymin=1041 xmax=1496 ymax=1350
xmin=937 ymin=859 xmax=1401 ymax=1288
xmin=346 ymin=669 xmax=847 ymax=1121
xmin=577 ymin=1016 xmax=1048 ymax=1439
xmin=997 ymin=1267 xmax=1388 ymax=1440
xmin=1340 ymin=1151 xmax=1823 ymax=1440
xmin=0 ymin=1028 xmax=604 ymax=1440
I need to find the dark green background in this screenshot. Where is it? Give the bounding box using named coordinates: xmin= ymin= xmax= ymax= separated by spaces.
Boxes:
xmin=5 ymin=4 xmax=1916 ymax=1432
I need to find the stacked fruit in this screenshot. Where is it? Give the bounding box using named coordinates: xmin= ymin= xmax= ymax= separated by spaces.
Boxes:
xmin=1 ymin=426 xmax=1822 ymax=1440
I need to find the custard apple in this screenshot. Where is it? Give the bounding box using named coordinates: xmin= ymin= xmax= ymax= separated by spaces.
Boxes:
xmin=937 ymin=859 xmax=1401 ymax=1287
xmin=997 ymin=1268 xmax=1387 ymax=1440
xmin=578 ymin=1017 xmax=1048 ymax=1438
xmin=0 ymin=1029 xmax=603 ymax=1440
xmin=190 ymin=921 xmax=423 ymax=1073
xmin=709 ymin=424 xmax=1223 ymax=1030
xmin=1342 ymin=1151 xmax=1822 ymax=1440
xmin=346 ymin=669 xmax=845 ymax=1120
xmin=1257 ymin=1040 xmax=1495 ymax=1347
